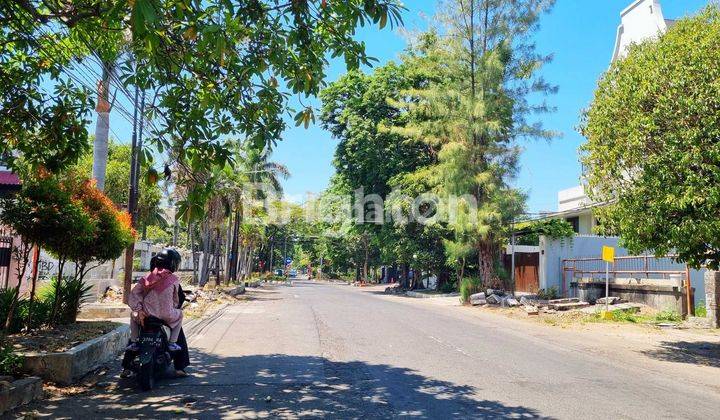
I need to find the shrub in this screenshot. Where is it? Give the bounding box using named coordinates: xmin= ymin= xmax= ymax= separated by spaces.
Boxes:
xmin=695 ymin=302 xmax=707 ymax=318
xmin=459 ymin=277 xmax=482 ymax=303
xmin=0 ymin=276 xmax=90 ymax=333
xmin=537 ymin=287 xmax=559 ymax=300
xmin=654 ymin=310 xmax=682 ymax=323
xmin=0 ymin=344 xmax=23 ymax=377
xmin=439 ymin=281 xmax=456 ymax=294
xmin=43 ymin=276 xmax=92 ymax=324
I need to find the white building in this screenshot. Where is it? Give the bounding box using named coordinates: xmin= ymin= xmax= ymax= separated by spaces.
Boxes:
xmin=553 ymin=0 xmax=673 ymax=228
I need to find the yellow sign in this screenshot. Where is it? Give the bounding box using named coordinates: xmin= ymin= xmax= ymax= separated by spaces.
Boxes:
xmin=602 ymin=246 xmax=615 ymax=263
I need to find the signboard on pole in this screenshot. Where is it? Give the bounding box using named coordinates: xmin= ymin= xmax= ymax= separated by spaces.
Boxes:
xmin=601 ymin=246 xmax=615 ymax=319
xmin=602 ymin=246 xmax=615 ymax=263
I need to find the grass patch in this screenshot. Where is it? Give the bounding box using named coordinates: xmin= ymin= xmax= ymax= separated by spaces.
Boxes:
xmin=587 ymin=308 xmax=681 ymax=325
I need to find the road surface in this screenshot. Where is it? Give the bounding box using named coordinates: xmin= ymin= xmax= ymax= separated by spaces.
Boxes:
xmin=12 ymin=281 xmax=720 ymax=419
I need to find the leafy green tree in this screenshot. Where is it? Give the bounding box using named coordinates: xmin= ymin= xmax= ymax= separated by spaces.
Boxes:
xmin=515 ymin=219 xmax=575 ymax=246
xmin=75 ymin=141 xmax=164 ymax=234
xmin=320 ymin=62 xmax=448 ymax=284
xmin=388 ymin=1 xmax=555 ymax=287
xmin=3 ymin=0 xmax=404 ymax=215
xmin=580 ymin=5 xmax=720 ymax=269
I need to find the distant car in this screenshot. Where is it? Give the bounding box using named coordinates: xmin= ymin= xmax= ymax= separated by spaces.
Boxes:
xmin=274 ymin=269 xmax=284 ymax=276
xmin=289 ymin=269 xmax=298 ymax=277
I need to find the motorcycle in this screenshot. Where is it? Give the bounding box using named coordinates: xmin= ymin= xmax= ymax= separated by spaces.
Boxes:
xmin=131 ymin=316 xmax=175 ymax=391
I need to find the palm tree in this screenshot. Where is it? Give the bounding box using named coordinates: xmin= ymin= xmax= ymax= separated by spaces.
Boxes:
xmin=92 ymin=62 xmax=114 ymax=191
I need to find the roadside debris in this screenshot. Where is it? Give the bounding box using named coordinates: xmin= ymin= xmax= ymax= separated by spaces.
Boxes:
xmin=384 ymin=285 xmax=406 ymax=295
xmin=524 ymin=306 xmax=539 ymax=315
xmin=596 ymin=296 xmax=624 ymax=305
xmin=469 ymin=292 xmax=486 ymax=306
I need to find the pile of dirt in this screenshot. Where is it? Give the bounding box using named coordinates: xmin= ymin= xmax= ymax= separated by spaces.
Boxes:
xmin=6 ymin=321 xmax=121 ymax=353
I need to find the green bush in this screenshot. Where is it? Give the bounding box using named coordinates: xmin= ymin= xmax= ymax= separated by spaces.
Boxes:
xmin=43 ymin=276 xmax=92 ymax=324
xmin=654 ymin=310 xmax=682 ymax=323
xmin=0 ymin=276 xmax=91 ymax=333
xmin=537 ymin=287 xmax=559 ymax=300
xmin=695 ymin=302 xmax=707 ymax=318
xmin=0 ymin=343 xmax=23 ymax=377
xmin=439 ymin=281 xmax=456 ymax=294
xmin=459 ymin=277 xmax=482 ymax=303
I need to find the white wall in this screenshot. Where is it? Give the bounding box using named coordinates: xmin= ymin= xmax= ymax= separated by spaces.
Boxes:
xmin=539 ymin=235 xmax=705 ymax=303
xmin=557 ymin=185 xmax=589 ymax=212
xmin=612 ymin=0 xmax=669 ymax=62
xmin=540 ymin=235 xmax=627 ymax=293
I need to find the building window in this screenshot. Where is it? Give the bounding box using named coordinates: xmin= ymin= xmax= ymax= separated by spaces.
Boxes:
xmin=566 ymin=216 xmax=580 ymax=233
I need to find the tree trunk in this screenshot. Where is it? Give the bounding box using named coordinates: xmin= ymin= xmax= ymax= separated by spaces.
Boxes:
xmin=4 ymin=242 xmax=31 ymax=331
xmin=189 ymin=223 xmax=199 ymax=284
xmin=230 ymin=206 xmax=241 ymax=281
xmin=215 ymin=228 xmax=222 ymax=286
xmin=478 ymin=240 xmax=496 ymax=287
xmin=92 ymin=63 xmax=113 ymax=191
xmin=225 ymin=211 xmax=235 ymax=284
xmin=199 ymin=222 xmax=212 ymax=287
xmin=362 ymin=235 xmax=369 ymax=282
xmin=26 ymin=245 xmax=40 ymax=330
xmin=50 ymin=257 xmax=66 ymax=325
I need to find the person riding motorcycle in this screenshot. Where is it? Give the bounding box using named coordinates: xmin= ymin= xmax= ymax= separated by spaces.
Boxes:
xmin=121 ymin=248 xmax=189 ymax=378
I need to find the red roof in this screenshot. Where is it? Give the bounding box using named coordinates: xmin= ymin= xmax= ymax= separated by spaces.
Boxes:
xmin=0 ymin=171 xmax=20 ymax=186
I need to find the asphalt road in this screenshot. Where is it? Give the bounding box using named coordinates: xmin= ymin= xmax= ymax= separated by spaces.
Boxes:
xmin=12 ymin=280 xmax=720 ymax=419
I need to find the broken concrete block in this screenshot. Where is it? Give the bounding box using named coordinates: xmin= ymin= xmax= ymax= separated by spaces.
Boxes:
xmin=596 ymin=296 xmax=622 ymax=305
xmin=470 ymin=292 xmax=486 ymax=306
xmin=548 ymin=298 xmax=579 ymax=304
xmin=227 ymin=285 xmax=246 ymax=297
xmin=524 ymin=306 xmax=539 ymax=315
xmin=505 ymin=298 xmax=520 ymax=307
xmin=549 ymin=301 xmax=590 ymax=311
xmin=487 ymin=288 xmax=507 ymax=297
xmin=486 ymin=294 xmax=501 ymax=304
xmin=519 ymin=296 xmax=537 ymax=306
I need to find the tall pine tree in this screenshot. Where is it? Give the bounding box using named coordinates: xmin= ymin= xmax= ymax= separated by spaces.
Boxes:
xmin=389 ymin=0 xmax=556 ymax=287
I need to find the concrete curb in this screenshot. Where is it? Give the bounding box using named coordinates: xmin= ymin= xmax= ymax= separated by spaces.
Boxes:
xmin=406 ymin=291 xmax=460 ymax=299
xmin=77 ymin=303 xmax=131 ymax=320
xmin=21 ymin=324 xmax=130 ymax=385
xmin=0 ymin=376 xmax=43 ymax=415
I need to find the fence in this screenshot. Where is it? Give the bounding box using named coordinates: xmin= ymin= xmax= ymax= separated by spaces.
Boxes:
xmin=562 ymin=254 xmax=694 ymax=314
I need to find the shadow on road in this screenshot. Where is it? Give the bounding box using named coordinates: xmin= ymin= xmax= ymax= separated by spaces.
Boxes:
xmin=641 ymin=341 xmax=720 ymax=368
xmin=17 ymin=353 xmax=553 ymax=419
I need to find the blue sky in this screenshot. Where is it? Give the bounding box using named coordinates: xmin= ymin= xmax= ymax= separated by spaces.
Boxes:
xmin=98 ymin=0 xmax=710 ymax=212
xmin=271 ymin=0 xmax=710 ymax=211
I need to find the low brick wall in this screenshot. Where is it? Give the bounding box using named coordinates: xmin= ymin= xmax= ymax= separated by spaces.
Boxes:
xmin=572 ymin=277 xmax=689 ymax=314
xmin=22 ymin=324 xmax=130 ymax=385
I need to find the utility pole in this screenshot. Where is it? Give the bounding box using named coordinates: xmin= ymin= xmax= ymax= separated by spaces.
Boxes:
xmin=122 ymin=80 xmax=144 ymax=304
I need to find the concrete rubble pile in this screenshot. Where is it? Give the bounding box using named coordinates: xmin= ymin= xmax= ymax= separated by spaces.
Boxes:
xmin=470 ymin=289 xmax=522 ymax=307
xmin=384 ymin=285 xmax=406 ymax=295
